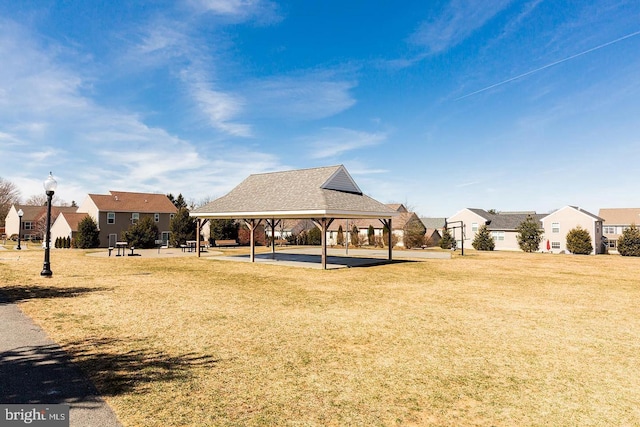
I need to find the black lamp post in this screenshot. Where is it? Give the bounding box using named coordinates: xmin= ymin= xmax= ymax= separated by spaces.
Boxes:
xmin=41 ymin=173 xmax=57 ymax=277
xmin=16 ymin=208 xmax=23 ymax=250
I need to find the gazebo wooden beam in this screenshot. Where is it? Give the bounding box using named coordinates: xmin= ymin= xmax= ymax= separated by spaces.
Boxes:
xmin=244 ymin=219 xmax=263 ymax=262
xmin=313 ymin=218 xmax=334 ymax=269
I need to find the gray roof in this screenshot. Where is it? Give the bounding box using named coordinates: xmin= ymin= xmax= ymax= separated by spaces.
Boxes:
xmin=191 ymin=165 xmax=397 ymax=219
xmin=420 ymin=217 xmax=446 ymax=229
xmin=466 ymin=208 xmax=545 ymax=231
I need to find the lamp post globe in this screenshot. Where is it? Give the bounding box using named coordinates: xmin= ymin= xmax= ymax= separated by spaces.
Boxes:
xmin=16 ymin=208 xmax=24 ymax=250
xmin=41 ymin=172 xmax=57 ymax=277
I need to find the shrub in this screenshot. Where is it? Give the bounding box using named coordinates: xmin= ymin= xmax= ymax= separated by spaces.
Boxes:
xmin=367 ymin=225 xmax=375 ymax=246
xmin=439 ymin=228 xmax=455 ymax=249
xmin=75 ymin=216 xmax=100 ymax=248
xmin=472 ymin=225 xmax=495 ymax=251
xmin=403 ymin=217 xmax=426 ymax=249
xmin=170 ymin=207 xmax=196 ymax=247
xmin=566 ymin=226 xmax=593 ymax=255
xmin=516 ymin=215 xmax=543 ymax=252
xmin=618 ymin=224 xmax=640 ymax=256
xmin=122 ymin=216 xmax=159 ymax=249
xmin=337 ymin=225 xmax=344 ymax=246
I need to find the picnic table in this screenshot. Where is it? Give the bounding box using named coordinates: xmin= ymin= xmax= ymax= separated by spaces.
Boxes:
xmin=115 ymin=242 xmax=128 ymax=256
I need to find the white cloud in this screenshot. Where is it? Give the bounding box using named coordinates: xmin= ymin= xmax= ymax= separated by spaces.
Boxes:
xmin=245 ymin=71 xmax=357 ymax=120
xmin=189 ymin=0 xmax=281 ymax=24
xmin=305 ymin=127 xmax=386 ymax=159
xmin=409 ymin=0 xmax=513 ymax=54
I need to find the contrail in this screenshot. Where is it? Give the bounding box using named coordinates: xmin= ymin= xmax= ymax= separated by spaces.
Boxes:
xmin=455 ymin=29 xmax=640 ymax=101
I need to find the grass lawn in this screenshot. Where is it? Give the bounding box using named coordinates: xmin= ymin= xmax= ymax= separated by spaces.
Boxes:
xmin=1 ymin=246 xmax=639 ymax=426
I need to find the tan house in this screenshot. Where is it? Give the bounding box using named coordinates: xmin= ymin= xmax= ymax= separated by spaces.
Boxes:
xmin=540 ymin=206 xmax=604 ymax=254
xmin=326 ymin=204 xmax=424 ymax=247
xmin=5 ymin=204 xmax=77 ymax=242
xmin=77 ymin=191 xmax=177 ymax=248
xmin=50 ymin=212 xmax=91 ymax=244
xmin=597 ymin=208 xmax=640 ymax=253
xmin=446 ymin=208 xmax=545 ymax=251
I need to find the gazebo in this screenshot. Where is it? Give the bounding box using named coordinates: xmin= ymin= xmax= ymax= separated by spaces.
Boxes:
xmin=190 ymin=165 xmax=398 ymax=269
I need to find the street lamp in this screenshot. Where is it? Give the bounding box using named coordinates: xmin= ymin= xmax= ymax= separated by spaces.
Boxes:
xmin=16 ymin=208 xmax=24 ymax=250
xmin=41 ymin=172 xmax=57 ymax=277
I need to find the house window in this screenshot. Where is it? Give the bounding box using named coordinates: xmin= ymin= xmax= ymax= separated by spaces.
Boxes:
xmin=471 ymin=222 xmax=478 ymax=232
xmin=170 ymin=214 xmax=175 ymax=221
xmin=132 ymin=213 xmax=140 ymax=224
xmin=154 ymin=213 xmax=160 ymax=222
xmin=603 ymin=226 xmax=615 ymax=234
xmin=608 ymin=239 xmax=617 ymax=249
xmin=23 ymin=221 xmax=34 ymax=230
xmin=107 ymin=212 xmax=115 ymax=224
xmin=491 ymin=231 xmax=504 ymax=241
xmin=551 ymin=242 xmax=561 ymax=249
xmin=552 ymin=222 xmax=560 ymax=233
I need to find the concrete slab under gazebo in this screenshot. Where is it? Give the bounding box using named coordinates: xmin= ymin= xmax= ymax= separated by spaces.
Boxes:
xmin=190 ymin=165 xmax=398 ymax=269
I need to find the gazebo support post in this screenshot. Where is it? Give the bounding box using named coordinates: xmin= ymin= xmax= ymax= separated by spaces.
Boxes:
xmin=380 ymin=218 xmax=393 ymax=261
xmin=265 ymin=218 xmax=280 ymax=259
xmin=313 ymin=218 xmax=334 ymax=270
xmin=244 ymin=219 xmax=262 ymax=262
xmin=196 ymin=219 xmax=209 ymax=258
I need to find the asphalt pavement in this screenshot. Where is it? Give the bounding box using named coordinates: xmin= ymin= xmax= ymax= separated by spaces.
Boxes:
xmin=0 ymin=295 xmax=122 ymax=427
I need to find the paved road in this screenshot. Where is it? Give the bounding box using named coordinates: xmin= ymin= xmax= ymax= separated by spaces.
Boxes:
xmin=0 ymin=296 xmax=122 ymax=427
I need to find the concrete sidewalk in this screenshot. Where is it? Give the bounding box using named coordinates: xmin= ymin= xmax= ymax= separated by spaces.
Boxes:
xmin=0 ymin=297 xmax=122 ymax=426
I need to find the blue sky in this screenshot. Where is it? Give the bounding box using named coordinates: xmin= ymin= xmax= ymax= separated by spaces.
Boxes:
xmin=1 ymin=1 xmax=639 ymax=217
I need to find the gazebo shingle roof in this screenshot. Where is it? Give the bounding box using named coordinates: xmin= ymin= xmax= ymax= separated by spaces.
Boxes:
xmin=191 ymin=165 xmax=397 ymax=219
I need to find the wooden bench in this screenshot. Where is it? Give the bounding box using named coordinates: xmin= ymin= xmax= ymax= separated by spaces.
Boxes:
xmin=215 ymin=239 xmax=238 ymax=247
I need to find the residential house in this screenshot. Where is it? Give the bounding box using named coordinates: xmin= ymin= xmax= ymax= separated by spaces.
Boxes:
xmin=76 ymin=191 xmax=177 ymax=248
xmin=420 ymin=217 xmax=446 ymax=247
xmin=596 ymin=208 xmax=640 ymax=253
xmin=5 ymin=204 xmax=77 ymax=242
xmin=326 ymin=204 xmax=424 ymax=247
xmin=541 ymin=206 xmax=604 ymax=254
xmin=50 ymin=212 xmax=91 ymax=244
xmin=446 ymin=209 xmax=545 ymax=251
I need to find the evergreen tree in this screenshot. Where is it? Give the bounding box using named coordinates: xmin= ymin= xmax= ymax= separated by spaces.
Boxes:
xmin=618 ymin=224 xmax=640 ymax=256
xmin=169 ymin=207 xmax=196 ymax=247
xmin=367 ymin=225 xmax=375 ymax=246
xmin=403 ymin=216 xmax=427 ymax=249
xmin=167 ymin=193 xmax=188 ymax=210
xmin=337 ymin=225 xmax=344 ymax=246
xmin=472 ymin=224 xmax=495 ymax=251
xmin=123 ymin=216 xmax=159 ymax=248
xmin=350 ymin=225 xmax=360 ymax=247
xmin=75 ymin=216 xmax=100 ymax=248
xmin=516 ymin=215 xmax=543 ymax=252
xmin=439 ymin=228 xmax=455 ymax=249
xmin=209 ymin=219 xmax=238 ymax=241
xmin=566 ymin=226 xmax=593 ymax=255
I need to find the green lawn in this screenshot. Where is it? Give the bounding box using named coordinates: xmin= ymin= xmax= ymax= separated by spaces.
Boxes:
xmin=1 ymin=247 xmax=639 ymax=426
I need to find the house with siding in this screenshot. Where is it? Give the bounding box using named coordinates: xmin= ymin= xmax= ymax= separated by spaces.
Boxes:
xmin=446 ymin=208 xmax=545 ymax=251
xmin=5 ymin=204 xmax=77 ymax=242
xmin=326 ymin=204 xmax=424 ymax=247
xmin=597 ymin=208 xmax=640 ymax=253
xmin=76 ymin=191 xmax=177 ymax=248
xmin=541 ymin=206 xmax=604 ymax=254
xmin=50 ymin=212 xmax=90 ymax=244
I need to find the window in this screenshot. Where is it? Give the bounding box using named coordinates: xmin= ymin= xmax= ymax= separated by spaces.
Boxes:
xmin=131 ymin=213 xmax=139 ymax=224
xmin=603 ymin=226 xmax=615 ymax=234
xmin=154 ymin=213 xmax=160 ymax=222
xmin=608 ymin=239 xmax=617 ymax=249
xmin=552 ymin=222 xmax=560 ymax=233
xmin=551 ymin=242 xmax=561 ymax=249
xmin=107 ymin=212 xmax=115 ymax=224
xmin=23 ymin=221 xmax=34 ymax=230
xmin=491 ymin=231 xmax=505 ymax=241
xmin=471 ymin=222 xmax=478 ymax=232
xmin=170 ymin=214 xmax=175 ymax=221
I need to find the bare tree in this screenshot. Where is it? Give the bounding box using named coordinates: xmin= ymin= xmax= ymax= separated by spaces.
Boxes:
xmin=0 ymin=177 xmax=21 ymax=227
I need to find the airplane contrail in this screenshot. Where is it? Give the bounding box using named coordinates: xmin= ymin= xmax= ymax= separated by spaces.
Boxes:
xmin=455 ymin=29 xmax=640 ymax=101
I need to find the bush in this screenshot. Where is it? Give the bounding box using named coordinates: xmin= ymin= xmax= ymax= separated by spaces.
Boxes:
xmin=337 ymin=225 xmax=344 ymax=246
xmin=75 ymin=216 xmax=100 ymax=248
xmin=403 ymin=217 xmax=426 ymax=249
xmin=566 ymin=226 xmax=593 ymax=255
xmin=367 ymin=225 xmax=375 ymax=246
xmin=618 ymin=224 xmax=640 ymax=256
xmin=516 ymin=215 xmax=543 ymax=253
xmin=439 ymin=228 xmax=455 ymax=249
xmin=472 ymin=225 xmax=495 ymax=251
xmin=170 ymin=207 xmax=196 ymax=247
xmin=122 ymin=216 xmax=159 ymax=249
